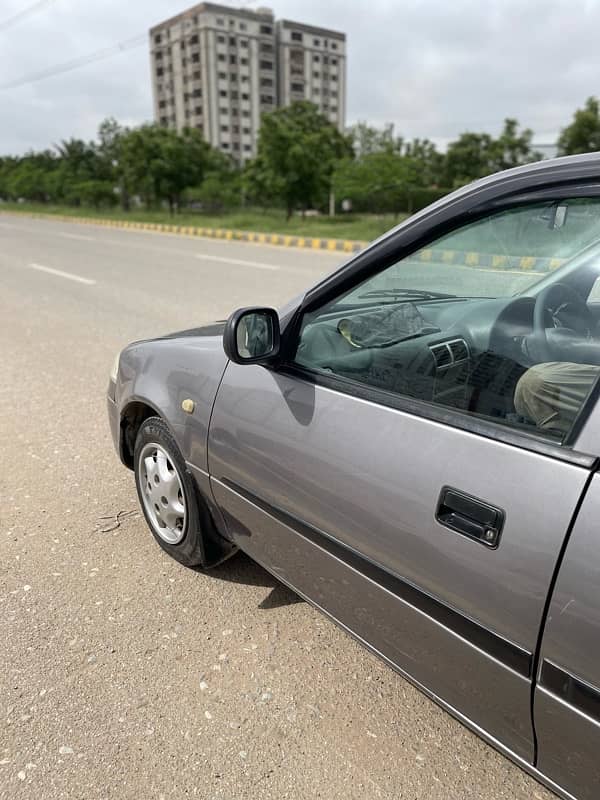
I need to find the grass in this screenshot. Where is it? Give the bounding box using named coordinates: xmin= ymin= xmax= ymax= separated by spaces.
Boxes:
xmin=0 ymin=202 xmax=406 ymax=243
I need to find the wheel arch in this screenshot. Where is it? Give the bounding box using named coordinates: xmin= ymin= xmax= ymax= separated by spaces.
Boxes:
xmin=119 ymin=397 xmax=177 ymax=470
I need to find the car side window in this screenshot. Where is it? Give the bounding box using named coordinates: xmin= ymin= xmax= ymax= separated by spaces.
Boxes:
xmin=294 ymin=198 xmax=600 ymax=444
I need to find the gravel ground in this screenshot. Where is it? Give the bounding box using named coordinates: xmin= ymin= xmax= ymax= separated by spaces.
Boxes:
xmin=0 ymin=215 xmax=554 ymax=800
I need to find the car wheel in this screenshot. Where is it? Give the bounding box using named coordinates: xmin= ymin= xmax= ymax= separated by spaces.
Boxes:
xmin=133 ymin=416 xmax=206 ymax=567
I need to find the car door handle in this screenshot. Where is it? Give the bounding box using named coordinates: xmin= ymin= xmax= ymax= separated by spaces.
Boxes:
xmin=435 ymin=486 xmax=505 ymax=548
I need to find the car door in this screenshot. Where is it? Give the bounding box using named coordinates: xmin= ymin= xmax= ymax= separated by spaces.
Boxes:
xmin=208 ymin=188 xmax=600 ymax=766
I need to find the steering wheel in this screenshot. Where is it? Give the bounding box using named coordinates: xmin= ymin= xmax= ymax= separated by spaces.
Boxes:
xmin=530 ymin=282 xmax=593 ymax=363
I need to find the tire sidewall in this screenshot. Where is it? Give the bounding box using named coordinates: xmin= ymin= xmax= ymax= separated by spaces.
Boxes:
xmin=134 ymin=417 xmax=204 ymax=566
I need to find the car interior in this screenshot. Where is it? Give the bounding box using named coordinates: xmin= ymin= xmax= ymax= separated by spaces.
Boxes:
xmin=294 ymin=241 xmax=600 ymax=441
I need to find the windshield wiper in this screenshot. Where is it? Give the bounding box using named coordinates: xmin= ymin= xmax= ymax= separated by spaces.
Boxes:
xmin=358 ymin=289 xmax=457 ymax=300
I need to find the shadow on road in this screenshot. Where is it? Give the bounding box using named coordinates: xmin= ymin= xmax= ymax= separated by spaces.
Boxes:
xmin=200 ymin=551 xmax=304 ymax=610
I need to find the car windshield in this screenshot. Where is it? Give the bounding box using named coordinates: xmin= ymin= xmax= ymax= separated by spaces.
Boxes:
xmin=335 ymin=199 xmax=600 ymax=308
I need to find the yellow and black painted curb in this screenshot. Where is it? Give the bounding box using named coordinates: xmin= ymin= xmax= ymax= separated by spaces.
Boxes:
xmin=416 ymin=247 xmax=566 ymax=273
xmin=0 ymin=210 xmax=368 ymax=254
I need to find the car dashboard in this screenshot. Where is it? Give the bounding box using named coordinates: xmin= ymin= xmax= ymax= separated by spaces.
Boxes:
xmin=296 ymin=295 xmax=538 ymax=422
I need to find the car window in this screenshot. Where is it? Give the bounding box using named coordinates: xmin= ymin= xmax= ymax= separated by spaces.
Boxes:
xmin=294 ymin=197 xmax=600 ymax=444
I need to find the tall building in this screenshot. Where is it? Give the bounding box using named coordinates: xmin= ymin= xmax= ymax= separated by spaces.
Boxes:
xmin=276 ymin=20 xmax=346 ymax=132
xmin=149 ymin=3 xmax=346 ymax=163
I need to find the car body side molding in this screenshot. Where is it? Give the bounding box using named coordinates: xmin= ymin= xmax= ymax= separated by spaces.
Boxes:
xmin=221 ymin=478 xmax=533 ymax=678
xmin=541 ymin=660 xmax=600 ymax=725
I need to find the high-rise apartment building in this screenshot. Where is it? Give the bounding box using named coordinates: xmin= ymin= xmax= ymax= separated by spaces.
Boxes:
xmin=149 ymin=3 xmax=346 ymax=163
xmin=276 ymin=20 xmax=346 ymax=132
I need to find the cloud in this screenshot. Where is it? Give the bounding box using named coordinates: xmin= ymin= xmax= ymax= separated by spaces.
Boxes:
xmin=0 ymin=0 xmax=598 ymax=154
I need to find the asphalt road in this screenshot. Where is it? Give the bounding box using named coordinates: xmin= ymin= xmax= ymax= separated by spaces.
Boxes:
xmin=0 ymin=214 xmax=553 ymax=800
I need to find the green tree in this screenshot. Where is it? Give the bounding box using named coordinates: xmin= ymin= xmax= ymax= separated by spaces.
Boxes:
xmin=119 ymin=124 xmax=214 ymax=212
xmin=348 ymin=121 xmax=402 ymax=156
xmin=557 ymin=97 xmax=600 ymax=155
xmin=333 ymin=150 xmax=421 ymax=215
xmin=250 ymin=101 xmax=352 ymax=218
xmin=444 ymin=119 xmax=539 ymax=187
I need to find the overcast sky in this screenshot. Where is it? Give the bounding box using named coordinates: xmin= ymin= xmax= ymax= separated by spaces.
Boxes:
xmin=0 ymin=0 xmax=598 ymax=154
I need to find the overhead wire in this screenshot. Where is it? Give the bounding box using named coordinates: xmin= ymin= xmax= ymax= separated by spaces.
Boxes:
xmin=0 ymin=0 xmax=56 ymax=33
xmin=0 ymin=33 xmax=147 ymax=89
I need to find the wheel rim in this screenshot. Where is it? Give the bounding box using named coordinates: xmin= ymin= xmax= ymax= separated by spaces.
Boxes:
xmin=137 ymin=442 xmax=187 ymax=545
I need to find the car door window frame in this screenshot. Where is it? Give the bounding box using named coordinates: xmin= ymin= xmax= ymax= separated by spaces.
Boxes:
xmin=276 ymin=184 xmax=600 ymax=469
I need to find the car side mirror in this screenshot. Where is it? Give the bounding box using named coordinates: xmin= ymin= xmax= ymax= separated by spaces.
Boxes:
xmin=223 ymin=307 xmax=281 ymax=365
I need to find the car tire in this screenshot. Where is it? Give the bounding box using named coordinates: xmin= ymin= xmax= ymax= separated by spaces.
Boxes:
xmin=133 ymin=416 xmax=207 ymax=567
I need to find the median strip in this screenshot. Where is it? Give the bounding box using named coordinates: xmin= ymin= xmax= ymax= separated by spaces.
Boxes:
xmin=0 ymin=210 xmax=368 ymax=254
xmin=28 ymin=263 xmax=96 ymax=285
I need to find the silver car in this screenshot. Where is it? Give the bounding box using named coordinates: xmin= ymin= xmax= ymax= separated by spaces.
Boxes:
xmin=108 ymin=153 xmax=600 ymax=800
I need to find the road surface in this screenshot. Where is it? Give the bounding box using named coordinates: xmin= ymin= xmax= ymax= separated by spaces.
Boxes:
xmin=0 ymin=215 xmax=553 ymax=800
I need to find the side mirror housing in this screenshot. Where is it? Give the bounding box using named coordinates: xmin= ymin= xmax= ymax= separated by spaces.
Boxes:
xmin=223 ymin=307 xmax=281 ymax=365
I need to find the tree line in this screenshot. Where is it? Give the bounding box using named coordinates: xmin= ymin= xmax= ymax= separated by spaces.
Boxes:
xmin=1 ymin=97 xmax=599 ymax=217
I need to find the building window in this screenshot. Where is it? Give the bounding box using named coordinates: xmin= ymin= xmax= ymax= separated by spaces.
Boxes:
xmin=159 ymin=100 xmax=167 ymax=109
xmin=313 ymin=71 xmax=320 ymax=79
xmin=222 ymin=142 xmax=229 ymax=148
xmin=193 ymin=70 xmax=201 ymax=79
xmin=260 ymin=42 xmax=273 ymax=53
xmin=331 ymin=42 xmax=338 ymax=50
xmin=217 ymin=35 xmax=226 ymax=43
xmin=331 ymin=74 xmax=338 ymax=82
xmin=220 ymin=90 xmax=227 ymax=98
xmin=193 ymin=88 xmax=202 ymax=97
xmin=313 ymin=54 xmax=320 ymax=62
xmin=192 ymin=53 xmax=199 ymax=63
xmin=314 ymin=38 xmax=320 ymax=46
xmin=232 ymin=125 xmax=240 ymax=133
xmin=195 ymin=106 xmax=202 ymax=115
xmin=232 ymin=108 xmax=239 ymax=117
xmin=241 ymin=93 xmax=249 ymax=100
xmin=230 ymin=54 xmax=237 ymax=64
xmin=156 ymin=67 xmax=164 ymax=77
xmin=240 ymin=57 xmax=248 ymax=65
xmin=242 ymin=110 xmax=250 ymax=117
xmin=221 ymin=125 xmax=229 ymax=132
xmin=241 ymin=75 xmax=249 ymax=83
xmin=231 ymin=90 xmax=239 ymax=99
xmin=181 ymin=41 xmax=186 ymax=50
xmin=239 ymin=22 xmax=247 ymax=31
xmin=244 ymin=144 xmax=251 ymax=151
xmin=260 ymin=24 xmax=272 ymax=34
xmin=291 ymin=82 xmax=304 ymax=92
xmin=218 ymin=54 xmax=226 ymax=61
xmin=155 ymin=51 xmax=163 ymax=60
xmin=260 ymin=60 xmax=273 ymax=70
xmin=229 ymin=18 xmax=234 ymax=26
xmin=261 ymin=77 xmax=273 ymax=87
xmin=291 ymin=31 xmax=303 ymax=41
xmin=240 ymin=39 xmax=248 ymax=48
xmin=160 ymin=116 xmax=168 ymax=125
xmin=216 ymin=17 xmax=224 ymax=25
xmin=218 ymin=71 xmax=227 ymax=79
xmin=331 ymin=58 xmax=338 ymax=66
xmin=220 ymin=106 xmax=228 ymax=114
xmin=154 ymin=34 xmax=161 ymax=44
xmin=260 ymin=94 xmax=274 ymax=104
xmin=190 ymin=34 xmax=199 ymax=45
xmin=232 ymin=142 xmax=240 ymax=150
xmin=242 ymin=127 xmax=251 ymax=134
xmin=313 ymin=88 xmax=320 ymax=96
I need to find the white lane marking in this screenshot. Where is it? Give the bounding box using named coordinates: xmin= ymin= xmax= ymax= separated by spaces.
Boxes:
xmin=195 ymin=253 xmax=280 ymax=271
xmin=28 ymin=263 xmax=96 ymax=285
xmin=58 ymin=232 xmax=96 ymax=242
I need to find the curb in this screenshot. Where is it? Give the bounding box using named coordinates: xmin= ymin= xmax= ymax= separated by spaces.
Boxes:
xmin=417 ymin=247 xmax=565 ymax=273
xmin=0 ymin=210 xmax=368 ymax=254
